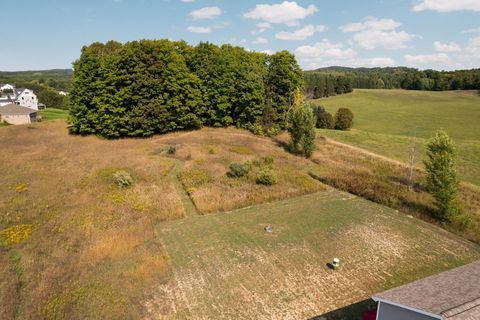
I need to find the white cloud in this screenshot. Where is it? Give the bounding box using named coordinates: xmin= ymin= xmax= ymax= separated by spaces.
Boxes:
xmin=465 ymin=36 xmax=480 ymax=56
xmin=261 ymin=50 xmax=276 ymax=55
xmin=294 ymin=39 xmax=396 ymax=69
xmin=275 ymin=25 xmax=326 ymax=41
xmin=404 ymin=53 xmax=450 ymax=64
xmin=189 ymin=6 xmax=222 ymax=20
xmin=180 ymin=0 xmax=195 ymax=2
xmin=252 ymin=37 xmax=268 ymax=44
xmin=353 ymin=30 xmax=416 ymax=50
xmin=413 ymin=0 xmax=480 ymax=12
xmin=434 ymin=41 xmax=461 ymax=52
xmin=251 ymin=22 xmax=272 ymax=35
xmin=244 ymin=1 xmax=318 ymax=26
xmin=340 ymin=17 xmax=416 ymax=50
xmin=187 ymin=26 xmax=212 ymax=33
xmin=295 ymin=39 xmax=356 ymax=60
xmin=340 ymin=16 xmax=400 ymax=32
xmin=462 ymin=27 xmax=480 ymax=34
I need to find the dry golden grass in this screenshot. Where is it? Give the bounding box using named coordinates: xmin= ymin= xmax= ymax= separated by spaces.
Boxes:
xmin=155 ymin=128 xmax=325 ymax=213
xmin=0 ymin=121 xmax=183 ymax=319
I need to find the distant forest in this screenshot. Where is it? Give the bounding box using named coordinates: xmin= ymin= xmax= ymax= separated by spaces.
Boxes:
xmin=304 ymin=66 xmax=480 ymax=99
xmin=0 ymin=69 xmax=73 ymax=109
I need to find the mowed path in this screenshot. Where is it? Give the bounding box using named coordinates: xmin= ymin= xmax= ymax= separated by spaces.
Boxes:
xmin=147 ymin=190 xmax=480 ymax=319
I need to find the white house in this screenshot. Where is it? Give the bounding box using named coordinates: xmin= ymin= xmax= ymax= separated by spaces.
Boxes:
xmin=0 ymin=104 xmax=37 ymax=125
xmin=0 ymin=84 xmax=38 ymax=110
xmin=0 ymin=84 xmax=15 ymax=91
xmin=15 ymin=88 xmax=38 ymax=110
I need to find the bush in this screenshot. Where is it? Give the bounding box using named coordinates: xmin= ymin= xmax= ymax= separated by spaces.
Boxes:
xmin=227 ymin=162 xmax=252 ymax=178
xmin=317 ymin=112 xmax=334 ymax=129
xmin=334 ymin=108 xmax=354 ymax=130
xmin=311 ymin=103 xmax=334 ymax=129
xmin=113 ymin=170 xmax=134 ymax=188
xmin=256 ymin=167 xmax=278 ymax=185
xmin=167 ymin=145 xmax=176 ymax=154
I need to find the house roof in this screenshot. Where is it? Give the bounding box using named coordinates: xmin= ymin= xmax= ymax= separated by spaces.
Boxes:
xmin=0 ymin=104 xmax=37 ymax=115
xmin=373 ymin=261 xmax=480 ymax=319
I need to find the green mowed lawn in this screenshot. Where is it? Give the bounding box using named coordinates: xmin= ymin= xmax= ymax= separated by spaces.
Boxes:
xmin=313 ymin=89 xmax=480 ymax=185
xmin=39 ymin=108 xmax=69 ymax=121
xmin=152 ymin=190 xmax=480 ymax=319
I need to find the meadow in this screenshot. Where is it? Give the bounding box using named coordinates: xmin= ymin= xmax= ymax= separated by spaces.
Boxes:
xmin=313 ymin=89 xmax=480 ymax=185
xmin=1 ymin=121 xmax=479 ymax=319
xmin=39 ymin=108 xmax=69 ymax=121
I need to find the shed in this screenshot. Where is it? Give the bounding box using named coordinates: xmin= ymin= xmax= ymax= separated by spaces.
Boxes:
xmin=372 ymin=260 xmax=480 ymax=320
xmin=0 ymin=104 xmax=37 ymax=125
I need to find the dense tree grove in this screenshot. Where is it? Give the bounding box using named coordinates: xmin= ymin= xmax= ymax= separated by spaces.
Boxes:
xmin=304 ymin=72 xmax=353 ymax=99
xmin=304 ymin=67 xmax=480 ymax=93
xmin=68 ymin=40 xmax=303 ymax=138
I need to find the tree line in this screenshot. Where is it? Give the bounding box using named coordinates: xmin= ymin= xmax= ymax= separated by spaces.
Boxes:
xmin=306 ymin=66 xmax=480 ymax=92
xmin=304 ymin=72 xmax=353 ymax=99
xmin=68 ymin=40 xmax=303 ymax=138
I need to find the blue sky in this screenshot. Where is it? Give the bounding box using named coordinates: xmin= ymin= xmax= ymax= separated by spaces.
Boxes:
xmin=1 ymin=0 xmax=479 ymax=71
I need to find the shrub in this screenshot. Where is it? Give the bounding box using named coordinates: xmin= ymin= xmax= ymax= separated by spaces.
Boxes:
xmin=113 ymin=170 xmax=134 ymax=188
xmin=246 ymin=122 xmax=264 ymax=136
xmin=317 ymin=112 xmax=334 ymax=129
xmin=266 ymin=125 xmax=281 ymax=137
xmin=256 ymin=167 xmax=278 ymax=185
xmin=287 ymin=102 xmax=316 ymax=158
xmin=334 ymin=108 xmax=354 ymax=130
xmin=167 ymin=145 xmax=176 ymax=155
xmin=227 ymin=162 xmax=252 ymax=178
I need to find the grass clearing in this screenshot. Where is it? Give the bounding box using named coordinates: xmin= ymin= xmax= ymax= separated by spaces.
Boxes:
xmin=39 ymin=108 xmax=69 ymax=121
xmin=149 ymin=191 xmax=480 ymax=319
xmin=313 ymin=89 xmax=480 ymax=185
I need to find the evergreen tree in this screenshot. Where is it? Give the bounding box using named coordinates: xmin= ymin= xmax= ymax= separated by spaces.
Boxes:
xmin=424 ymin=130 xmax=459 ymax=221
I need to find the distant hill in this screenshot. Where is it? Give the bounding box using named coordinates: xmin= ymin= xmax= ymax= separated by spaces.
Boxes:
xmin=0 ymin=69 xmax=73 ymax=91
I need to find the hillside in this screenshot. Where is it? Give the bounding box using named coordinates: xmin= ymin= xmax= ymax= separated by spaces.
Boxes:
xmin=1 ymin=121 xmax=479 ymax=319
xmin=0 ymin=69 xmax=73 ymax=91
xmin=313 ymin=89 xmax=480 ymax=185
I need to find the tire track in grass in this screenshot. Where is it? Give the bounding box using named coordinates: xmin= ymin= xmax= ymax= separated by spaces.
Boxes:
xmin=169 ymin=160 xmax=199 ymax=218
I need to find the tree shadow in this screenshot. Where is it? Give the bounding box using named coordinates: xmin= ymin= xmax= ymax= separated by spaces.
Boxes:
xmin=309 ymin=299 xmax=377 ymax=320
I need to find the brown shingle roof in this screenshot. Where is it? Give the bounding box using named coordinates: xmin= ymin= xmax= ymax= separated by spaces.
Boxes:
xmin=373 ymin=260 xmax=480 ymax=319
xmin=0 ymin=104 xmax=37 ymax=115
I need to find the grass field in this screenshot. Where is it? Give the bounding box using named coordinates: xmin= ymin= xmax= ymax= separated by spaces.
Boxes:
xmin=39 ymin=108 xmax=69 ymax=121
xmin=150 ymin=191 xmax=480 ymax=319
xmin=1 ymin=121 xmax=479 ymax=319
xmin=313 ymin=89 xmax=480 ymax=185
